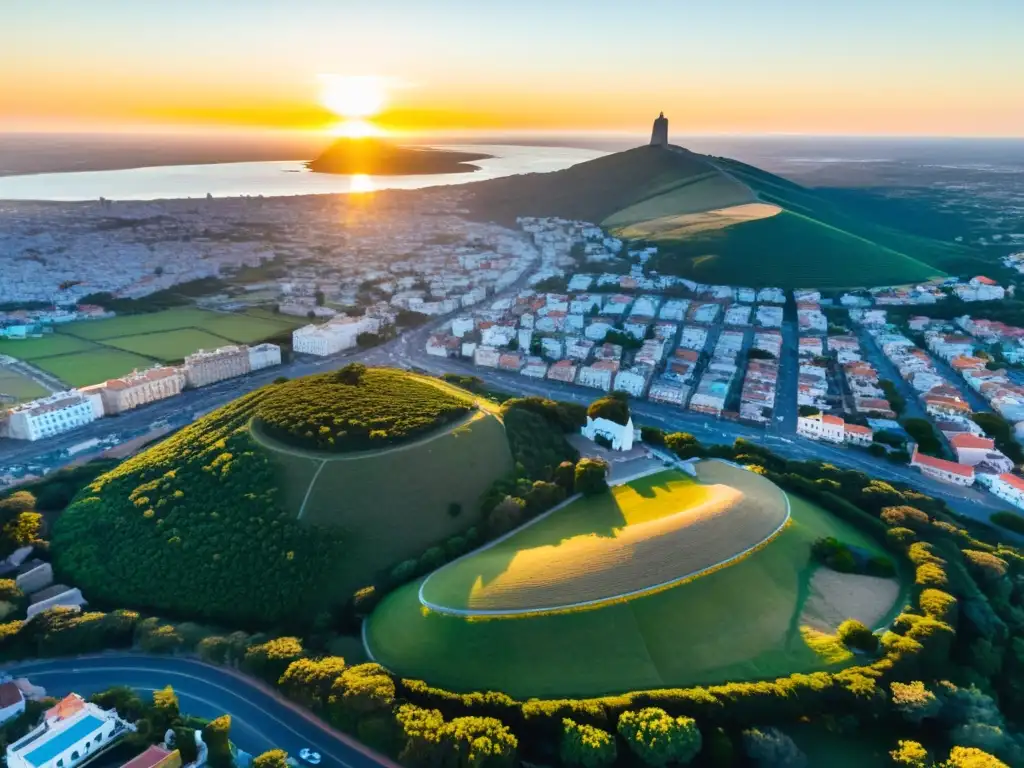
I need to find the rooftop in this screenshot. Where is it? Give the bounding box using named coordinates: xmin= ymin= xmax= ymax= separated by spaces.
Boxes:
xmin=24 ymin=714 xmax=105 ymax=768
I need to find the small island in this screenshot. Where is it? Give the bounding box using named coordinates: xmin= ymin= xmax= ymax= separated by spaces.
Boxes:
xmin=306 ymin=137 xmax=493 ymax=176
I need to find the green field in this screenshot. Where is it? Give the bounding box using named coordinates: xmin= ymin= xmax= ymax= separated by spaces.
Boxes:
xmin=0 ymin=368 xmax=49 ymax=403
xmin=254 ymin=409 xmax=515 ymax=596
xmin=0 ymin=334 xmax=98 ymax=360
xmin=366 ymin=493 xmax=905 ymax=698
xmin=103 ymin=328 xmax=237 ymax=361
xmin=55 ymin=307 xmax=300 ymax=342
xmin=32 ymin=349 xmax=158 ymax=387
xmin=421 ymin=464 xmax=789 ymax=613
xmin=466 ymin=144 xmax=966 ymax=289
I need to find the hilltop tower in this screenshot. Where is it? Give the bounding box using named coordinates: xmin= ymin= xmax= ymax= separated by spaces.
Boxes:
xmin=650 ymin=112 xmax=668 ymax=146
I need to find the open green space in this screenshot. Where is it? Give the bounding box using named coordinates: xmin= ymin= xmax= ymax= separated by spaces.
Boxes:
xmin=0 ymin=368 xmax=49 ymax=403
xmin=466 ymin=144 xmax=963 ymax=288
xmin=103 ymin=328 xmax=237 ymax=361
xmin=51 ymin=368 xmax=517 ymax=625
xmin=0 ymin=334 xmax=98 ymax=360
xmin=198 ymin=312 xmax=301 ymax=344
xmin=56 ymin=307 xmax=221 ymax=340
xmin=366 ymin=492 xmax=904 ymax=698
xmin=32 ymin=349 xmax=157 ymax=387
xmin=421 ymin=464 xmax=789 ymax=613
xmin=255 ymin=408 xmax=514 ymax=596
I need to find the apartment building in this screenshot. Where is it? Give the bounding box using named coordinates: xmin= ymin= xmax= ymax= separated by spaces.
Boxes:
xmin=6 ymin=391 xmax=97 ymax=441
xmin=248 ymin=343 xmax=282 ymax=371
xmin=96 ymin=367 xmax=185 ymax=416
xmin=183 ymin=345 xmax=250 ymax=388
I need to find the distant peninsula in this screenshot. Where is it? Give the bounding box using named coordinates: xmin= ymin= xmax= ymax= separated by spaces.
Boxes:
xmin=306 ymin=138 xmax=493 ymax=176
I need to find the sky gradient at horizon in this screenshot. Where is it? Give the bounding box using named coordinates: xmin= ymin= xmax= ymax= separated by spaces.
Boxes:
xmin=3 ymin=0 xmax=1022 ymax=137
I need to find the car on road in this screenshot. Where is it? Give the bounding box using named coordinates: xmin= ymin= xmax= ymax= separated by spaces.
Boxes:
xmin=299 ymin=748 xmax=322 ymax=765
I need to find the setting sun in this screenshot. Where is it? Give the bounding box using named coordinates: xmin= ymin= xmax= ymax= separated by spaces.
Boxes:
xmin=319 ymin=75 xmax=388 ymax=120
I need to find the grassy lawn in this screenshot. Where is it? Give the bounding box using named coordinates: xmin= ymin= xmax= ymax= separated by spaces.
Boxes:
xmin=366 ymin=491 xmax=904 ymax=698
xmin=0 ymin=368 xmax=50 ymax=403
xmin=102 ymin=328 xmax=236 ymax=361
xmin=56 ymin=308 xmax=217 ymax=340
xmin=32 ymin=349 xmax=158 ymax=387
xmin=202 ymin=312 xmax=301 ymax=343
xmin=0 ymin=334 xmax=99 ymax=360
xmin=256 ymin=411 xmax=514 ymax=598
xmin=422 ymin=464 xmax=789 ymax=613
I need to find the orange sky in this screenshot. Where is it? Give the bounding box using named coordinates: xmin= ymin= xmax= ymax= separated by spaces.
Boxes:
xmin=3 ymin=0 xmax=1022 ymax=137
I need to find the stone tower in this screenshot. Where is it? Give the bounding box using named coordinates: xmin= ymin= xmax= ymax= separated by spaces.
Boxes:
xmin=650 ymin=112 xmax=668 ymax=146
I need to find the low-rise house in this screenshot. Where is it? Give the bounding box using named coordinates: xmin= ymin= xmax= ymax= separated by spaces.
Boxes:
xmin=977 ymin=473 xmax=1024 ymax=510
xmin=911 ymin=447 xmax=976 ymax=486
xmin=797 ymin=413 xmax=846 ymax=443
xmin=473 ymin=345 xmax=501 ymax=368
xmin=949 ymin=433 xmax=1014 ymax=473
xmin=799 ymin=337 xmax=824 ymax=358
xmin=426 ymin=334 xmax=456 ymax=358
xmin=584 ymin=320 xmax=615 ymax=341
xmin=546 ymin=360 xmax=578 ymax=384
xmin=540 ymin=337 xmax=564 ymax=360
xmin=755 ymin=305 xmax=784 ymax=328
xmin=461 ymin=341 xmax=477 ymax=359
xmin=679 ymin=326 xmax=709 ymax=351
xmin=451 ymin=316 xmax=476 ymax=338
xmin=614 ymin=366 xmax=651 ymax=398
xmin=520 ymin=357 xmax=548 ymax=378
xmin=498 ymin=352 xmax=524 ymax=372
xmin=565 ymin=337 xmax=594 ymax=361
xmin=659 ymin=299 xmax=690 ymax=321
xmin=724 ymin=304 xmax=752 ymax=326
xmin=844 ymin=423 xmax=874 ymax=446
xmin=577 ymin=360 xmax=618 ymax=391
xmin=120 ymin=745 xmax=182 ymax=768
xmin=635 ymin=339 xmax=666 ymax=367
xmin=648 ymin=378 xmax=689 ymax=406
xmin=7 ymin=694 xmax=131 ymax=768
xmin=594 ymin=343 xmax=623 ymax=362
xmin=652 ymin=321 xmax=679 ymax=341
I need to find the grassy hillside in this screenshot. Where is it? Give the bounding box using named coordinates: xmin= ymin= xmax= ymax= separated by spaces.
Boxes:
xmin=366 ymin=491 xmax=904 ymax=698
xmin=253 ymin=409 xmax=514 ymax=596
xmin=421 ymin=464 xmax=788 ymax=613
xmin=51 ymin=369 xmax=514 ymax=625
xmin=466 ymin=144 xmax=980 ymax=288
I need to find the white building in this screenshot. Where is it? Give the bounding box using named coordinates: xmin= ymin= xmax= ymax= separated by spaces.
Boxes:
xmin=581 ymin=415 xmax=636 ymax=451
xmin=451 ymin=316 xmax=476 ymax=338
xmin=248 ymin=343 xmax=281 ymax=372
xmin=6 ymin=391 xmax=96 ymax=441
xmin=474 ymin=345 xmax=501 ymax=368
xmin=797 ymin=413 xmax=846 ymax=443
xmin=613 ymin=367 xmax=650 ymax=398
xmin=577 ymin=361 xmax=617 ymax=391
xmin=977 ymin=473 xmax=1024 ymax=511
xmin=292 ymin=316 xmax=369 ymax=356
xmin=7 ymin=694 xmax=130 ymax=768
xmin=911 ymin=447 xmax=976 ymax=486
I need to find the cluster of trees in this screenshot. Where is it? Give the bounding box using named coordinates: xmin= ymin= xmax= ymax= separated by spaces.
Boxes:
xmin=0 ymin=459 xmax=119 ymax=513
xmin=0 ymin=490 xmax=43 ymax=559
xmin=586 ymin=392 xmax=631 ymax=427
xmin=79 ymin=278 xmax=228 ymax=314
xmin=601 ymin=330 xmax=643 ymax=351
xmin=87 ymin=684 xmax=225 ymax=765
xmin=51 ymin=389 xmax=346 ymax=626
xmin=902 ymin=418 xmax=946 ymax=458
xmin=255 ymin=367 xmax=471 ymax=452
xmin=881 ymin=379 xmax=908 ymax=416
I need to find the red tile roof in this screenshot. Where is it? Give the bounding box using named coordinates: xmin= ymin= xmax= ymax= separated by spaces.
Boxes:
xmin=46 ymin=693 xmax=85 ymax=721
xmin=950 ymin=433 xmax=995 ymax=450
xmin=912 ymin=448 xmax=975 ymax=477
xmin=998 ymin=473 xmax=1024 ymax=492
xmin=121 ymin=745 xmax=181 ymax=768
xmin=845 ymin=424 xmax=873 ymax=435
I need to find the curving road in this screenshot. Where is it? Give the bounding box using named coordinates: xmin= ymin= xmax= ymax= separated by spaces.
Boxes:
xmin=4 ymin=655 xmax=397 ymax=768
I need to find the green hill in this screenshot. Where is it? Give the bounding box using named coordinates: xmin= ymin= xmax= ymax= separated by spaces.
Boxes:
xmin=467 ymin=145 xmax=979 ymax=289
xmin=51 ymin=368 xmax=514 ymax=626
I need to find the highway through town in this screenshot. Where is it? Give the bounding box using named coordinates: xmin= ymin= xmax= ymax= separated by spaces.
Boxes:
xmin=4 ymin=655 xmax=398 ymax=768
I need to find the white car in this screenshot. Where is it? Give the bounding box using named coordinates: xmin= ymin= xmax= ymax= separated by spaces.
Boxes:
xmin=299 ymin=749 xmax=322 ymax=765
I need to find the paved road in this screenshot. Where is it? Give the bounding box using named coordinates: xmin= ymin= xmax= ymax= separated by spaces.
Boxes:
xmin=5 ymin=655 xmax=397 ymax=768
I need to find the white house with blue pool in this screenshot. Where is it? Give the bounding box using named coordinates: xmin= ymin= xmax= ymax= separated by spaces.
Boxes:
xmin=7 ymin=694 xmax=132 ymax=768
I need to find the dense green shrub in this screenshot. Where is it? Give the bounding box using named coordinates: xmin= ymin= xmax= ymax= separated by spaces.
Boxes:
xmin=278 ymin=656 xmax=346 ymax=710
xmin=560 ymin=718 xmax=616 ymax=768
xmin=202 ymin=715 xmax=233 ymax=768
xmin=587 ymin=393 xmax=630 ymax=426
xmin=617 ymin=708 xmax=701 ymax=767
xmin=837 ymin=620 xmax=878 ymax=653
xmin=244 ymin=636 xmax=305 ymax=683
xmin=502 ymin=406 xmax=579 ymax=482
xmin=574 ymin=459 xmax=609 ymax=496
xmin=890 ymin=681 xmax=941 ymax=723
xmin=254 ymin=368 xmax=471 ymax=452
xmin=890 ymin=740 xmax=930 ymax=767
xmin=51 ymin=388 xmax=346 ymax=625
xmin=990 ymin=511 xmax=1024 ymax=535
xmin=741 ymin=727 xmax=806 ymax=768
xmin=252 ymin=750 xmax=290 ymax=768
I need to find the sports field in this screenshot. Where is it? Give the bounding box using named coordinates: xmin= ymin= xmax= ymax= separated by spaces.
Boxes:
xmin=251 ymin=407 xmax=514 ymax=597
xmin=422 ymin=462 xmax=789 ymax=613
xmin=102 ymin=328 xmax=240 ymax=361
xmin=366 ymin=490 xmax=906 ymax=698
xmin=0 ymin=308 xmax=300 ymax=388
xmin=31 ymin=349 xmax=157 ymax=387
xmin=0 ymin=368 xmax=49 ymax=403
